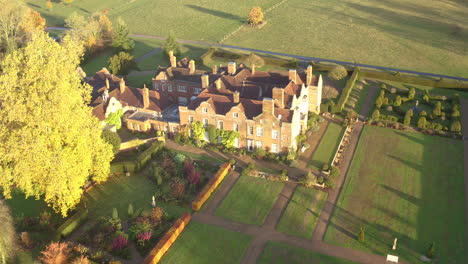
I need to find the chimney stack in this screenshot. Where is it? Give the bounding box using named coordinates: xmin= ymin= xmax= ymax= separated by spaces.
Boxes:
xmin=215 ymin=78 xmax=222 ymax=90
xmin=105 ymin=78 xmax=110 ymax=90
xmin=189 ymin=60 xmax=195 ymax=75
xmin=119 ymin=78 xmax=126 ymax=93
xmin=306 ymin=65 xmax=313 ymax=86
xmin=228 ymin=62 xmax=236 ymax=75
xmin=262 ymin=98 xmax=274 ymax=116
xmin=143 ymin=84 xmax=149 ymax=109
xmin=201 ymin=74 xmax=209 ymax=89
xmin=169 ymin=51 xmax=176 ymax=67
xmin=212 ymin=65 xmax=218 ymax=74
xmin=272 ymin=88 xmax=284 ymax=108
xmin=251 ymin=64 xmax=256 ymax=75
xmin=233 ymin=91 xmax=240 ymax=103
xmin=289 ymin=69 xmax=297 ymax=83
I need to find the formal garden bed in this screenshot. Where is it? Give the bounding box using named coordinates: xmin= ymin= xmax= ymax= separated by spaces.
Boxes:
xmin=69 ymin=147 xmax=222 ymax=262
xmin=159 ymin=221 xmax=252 ymax=264
xmin=324 ymin=126 xmax=466 ymax=264
xmin=276 ymin=186 xmax=328 ymax=238
xmin=214 ymin=175 xmax=284 ymax=226
xmin=368 ymin=81 xmax=463 ymax=137
xmin=258 ymin=241 xmax=357 ymax=264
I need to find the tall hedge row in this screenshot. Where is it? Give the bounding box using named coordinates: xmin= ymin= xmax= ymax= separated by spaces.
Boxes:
xmin=110 ymin=141 xmax=164 ymax=174
xmin=333 ymin=69 xmax=361 ymax=113
xmin=54 ymin=208 xmax=88 ymax=240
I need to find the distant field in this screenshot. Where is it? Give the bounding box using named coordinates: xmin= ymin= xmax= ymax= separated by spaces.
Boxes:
xmin=324 ymin=126 xmax=466 ymax=264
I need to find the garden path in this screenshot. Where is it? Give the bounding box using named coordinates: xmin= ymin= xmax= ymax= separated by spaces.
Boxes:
xmin=458 ymin=99 xmax=468 ymax=259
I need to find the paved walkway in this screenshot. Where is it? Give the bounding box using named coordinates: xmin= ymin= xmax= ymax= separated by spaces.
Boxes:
xmin=459 ymin=99 xmax=468 ymax=259
xmin=47 ymin=27 xmax=468 ymax=81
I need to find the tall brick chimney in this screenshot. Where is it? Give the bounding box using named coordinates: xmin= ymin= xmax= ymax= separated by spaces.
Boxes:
xmin=228 ymin=62 xmax=236 ymax=75
xmin=212 ymin=65 xmax=218 ymax=74
xmin=272 ymin=88 xmax=284 ymax=108
xmin=169 ymin=51 xmax=176 ymax=67
xmin=143 ymin=84 xmax=149 ymax=109
xmin=201 ymin=74 xmax=209 ymax=88
xmin=306 ymin=65 xmax=313 ymax=86
xmin=119 ymin=78 xmax=126 ymax=93
xmin=251 ymin=64 xmax=256 ymax=75
xmin=233 ymin=91 xmax=240 ymax=103
xmin=289 ymin=69 xmax=297 ymax=83
xmin=215 ymin=78 xmax=222 ymax=90
xmin=189 ymin=60 xmax=195 ymax=75
xmin=262 ymin=98 xmax=274 ymax=116
xmin=105 ymin=78 xmax=110 ymax=90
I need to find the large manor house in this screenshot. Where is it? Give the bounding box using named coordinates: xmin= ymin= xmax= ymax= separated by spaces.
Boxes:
xmin=88 ymin=52 xmax=323 ymax=153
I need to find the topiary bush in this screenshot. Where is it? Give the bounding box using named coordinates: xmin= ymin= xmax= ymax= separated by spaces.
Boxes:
xmin=328 ymin=65 xmax=348 ymax=80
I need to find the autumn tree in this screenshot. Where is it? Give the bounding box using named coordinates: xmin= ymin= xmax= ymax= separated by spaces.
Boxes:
xmin=0 ymin=32 xmax=114 ymax=216
xmin=248 ymin=7 xmax=264 ymax=25
xmin=108 ymin=52 xmax=138 ymax=76
xmin=101 ymin=130 xmax=121 ymax=155
xmin=0 ymin=201 xmax=15 ymax=264
xmin=46 ymin=0 xmax=53 ymax=9
xmin=40 ymin=242 xmax=72 ymax=264
xmin=0 ymin=0 xmax=45 ymax=53
xmin=328 ymin=65 xmax=348 ymax=80
xmin=111 ymin=17 xmax=134 ymax=51
xmin=163 ymin=32 xmax=180 ymax=57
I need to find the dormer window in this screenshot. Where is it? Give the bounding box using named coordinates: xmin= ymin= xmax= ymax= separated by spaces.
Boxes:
xmin=202 ymin=107 xmax=208 ymax=113
xmin=233 ymin=112 xmax=238 ymax=118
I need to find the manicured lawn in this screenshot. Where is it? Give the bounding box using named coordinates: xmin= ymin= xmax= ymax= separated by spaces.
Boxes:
xmin=276 ymin=187 xmax=328 ymax=238
xmin=82 ymin=175 xmax=189 ymax=220
xmin=309 ymin=122 xmax=344 ymax=169
xmin=257 ymin=241 xmax=358 ymax=264
xmin=81 ymin=50 xmax=114 ymax=76
xmin=125 ymin=73 xmax=155 ymax=88
xmin=159 ymin=220 xmax=252 ymax=264
xmin=215 ymin=176 xmax=284 ymax=225
xmin=324 ymin=126 xmax=466 ymax=264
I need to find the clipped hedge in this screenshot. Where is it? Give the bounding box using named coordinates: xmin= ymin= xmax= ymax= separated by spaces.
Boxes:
xmin=111 ymin=141 xmax=164 ymax=174
xmin=54 ymin=208 xmax=88 ymax=240
xmin=334 ymin=69 xmax=361 ymax=113
xmin=143 ymin=213 xmax=192 ymax=264
xmin=192 ymin=162 xmax=231 ymax=211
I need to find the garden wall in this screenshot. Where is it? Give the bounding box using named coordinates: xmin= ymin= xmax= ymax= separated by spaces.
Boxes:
xmin=191 ymin=162 xmax=231 ymax=211
xmin=143 ymin=213 xmax=192 ymax=264
xmin=110 ymin=141 xmax=164 ymax=174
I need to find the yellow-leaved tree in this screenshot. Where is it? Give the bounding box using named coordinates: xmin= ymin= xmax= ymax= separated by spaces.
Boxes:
xmin=247 ymin=7 xmax=264 ymax=25
xmin=0 ymin=32 xmax=113 ymax=216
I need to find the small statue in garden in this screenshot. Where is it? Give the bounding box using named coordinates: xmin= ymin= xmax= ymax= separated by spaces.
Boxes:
xmin=151 ymin=196 xmax=156 ymax=207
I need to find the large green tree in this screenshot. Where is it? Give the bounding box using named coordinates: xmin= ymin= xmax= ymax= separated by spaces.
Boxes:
xmin=111 ymin=18 xmax=134 ymax=51
xmin=0 ymin=201 xmax=15 ymax=264
xmin=0 ymin=32 xmax=113 ymax=216
xmin=108 ymin=52 xmax=138 ymax=76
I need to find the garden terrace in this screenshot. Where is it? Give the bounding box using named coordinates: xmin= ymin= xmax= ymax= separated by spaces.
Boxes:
xmin=324 ymin=126 xmax=466 ymax=264
xmin=309 ymin=122 xmax=345 ymax=170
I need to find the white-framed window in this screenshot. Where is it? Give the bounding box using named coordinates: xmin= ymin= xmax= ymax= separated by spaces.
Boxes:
xmin=137 ymin=124 xmax=141 ymax=131
xmin=272 ymin=130 xmax=278 ymax=139
xmin=195 ymin=88 xmax=202 ymax=94
xmin=248 ymin=126 xmax=253 ymax=136
xmin=218 ymin=120 xmax=224 ymax=130
xmin=130 ymin=123 xmax=134 ymax=129
xmin=153 ymin=82 xmax=158 ymax=90
xmin=189 ymin=116 xmax=194 ymax=123
xmin=202 ymin=107 xmax=208 ymax=113
xmin=271 ymin=143 xmax=278 ymax=153
xmin=167 ymin=84 xmax=173 ymax=92
xmin=203 ymin=118 xmax=208 ymax=127
xmin=247 ymin=139 xmax=254 ymax=152
xmin=173 ymin=126 xmax=179 ymax=133
xmin=177 ymin=85 xmax=187 ymax=92
xmin=233 ymin=123 xmax=239 ymax=132
xmin=257 ymin=127 xmax=263 ymax=137
xmin=233 ymin=112 xmax=239 ymax=118
xmin=256 ymin=141 xmax=262 ymax=149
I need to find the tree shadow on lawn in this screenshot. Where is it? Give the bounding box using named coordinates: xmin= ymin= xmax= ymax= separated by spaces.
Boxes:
xmin=185 ymin=5 xmax=244 ymax=22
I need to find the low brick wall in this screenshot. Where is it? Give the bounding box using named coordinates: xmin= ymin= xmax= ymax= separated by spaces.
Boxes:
xmin=191 ymin=162 xmax=231 ymax=211
xmin=143 ymin=213 xmax=192 ymax=264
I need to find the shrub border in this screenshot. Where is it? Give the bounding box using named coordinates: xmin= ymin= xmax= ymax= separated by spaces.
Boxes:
xmin=54 ymin=208 xmax=88 ymax=240
xmin=110 ymin=141 xmax=164 ymax=174
xmin=191 ymin=162 xmax=231 ymax=211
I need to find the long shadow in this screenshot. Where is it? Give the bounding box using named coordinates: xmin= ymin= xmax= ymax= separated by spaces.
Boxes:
xmin=387 ymin=154 xmax=422 ymax=172
xmin=185 ymin=5 xmax=243 ymax=22
xmin=379 ymin=184 xmax=420 ymax=206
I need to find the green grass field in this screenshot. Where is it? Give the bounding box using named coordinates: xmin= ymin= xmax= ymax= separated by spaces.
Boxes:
xmin=257 ymin=241 xmax=358 ymax=264
xmin=82 ymin=175 xmax=189 ymax=220
xmin=215 ymin=176 xmax=284 ymax=226
xmin=276 ymin=186 xmax=328 ymax=238
xmin=159 ymin=220 xmax=252 ymax=264
xmin=30 ymin=0 xmax=468 ymax=77
xmin=309 ymin=122 xmax=344 ymax=170
xmin=324 ymin=126 xmax=466 ymax=264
